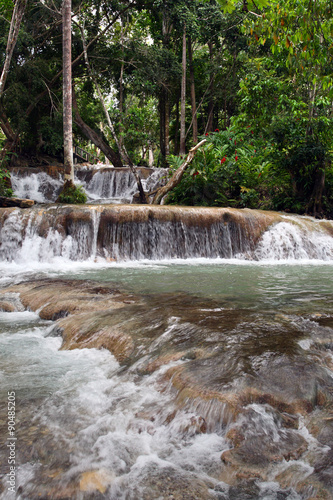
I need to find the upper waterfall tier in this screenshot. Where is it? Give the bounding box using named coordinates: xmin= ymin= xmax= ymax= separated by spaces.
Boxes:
xmin=0 ymin=205 xmax=332 ymax=263
xmin=10 ymin=166 xmax=168 ymax=204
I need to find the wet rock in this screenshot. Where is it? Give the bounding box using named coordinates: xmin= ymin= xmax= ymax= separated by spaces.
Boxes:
xmin=0 ymin=300 xmax=15 ymax=312
xmin=3 ymin=279 xmax=133 ymax=320
xmin=0 ymin=195 xmax=34 ymax=208
xmin=221 ymin=426 xmax=307 ymax=467
xmin=124 ymin=462 xmax=216 ymax=500
xmin=79 ymin=469 xmax=115 ymax=494
xmin=59 ymin=312 xmax=135 ymax=362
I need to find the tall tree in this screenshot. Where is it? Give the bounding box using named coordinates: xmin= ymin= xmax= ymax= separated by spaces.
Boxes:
xmin=188 ymin=36 xmax=198 ymax=144
xmin=62 ymin=0 xmax=74 ymax=186
xmin=0 ymin=0 xmax=27 ymax=99
xmin=179 ymin=23 xmax=186 ymax=155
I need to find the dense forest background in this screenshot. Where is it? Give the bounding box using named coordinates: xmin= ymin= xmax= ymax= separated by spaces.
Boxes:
xmin=1 ymin=0 xmax=333 ymax=216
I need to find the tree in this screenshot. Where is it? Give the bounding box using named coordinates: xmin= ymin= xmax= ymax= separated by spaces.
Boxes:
xmin=62 ymin=0 xmax=74 ymax=186
xmin=179 ymin=23 xmax=186 ymax=155
xmin=0 ymin=0 xmax=27 ymax=99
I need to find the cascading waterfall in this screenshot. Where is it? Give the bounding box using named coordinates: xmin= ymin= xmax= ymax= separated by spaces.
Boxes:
xmin=1 ymin=205 xmax=333 ymax=263
xmin=1 ymin=203 xmax=333 ymax=500
xmin=10 ymin=171 xmax=63 ymax=203
xmin=10 ymin=166 xmax=168 ymax=204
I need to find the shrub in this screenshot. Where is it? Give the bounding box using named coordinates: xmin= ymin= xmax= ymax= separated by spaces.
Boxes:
xmin=0 ymin=167 xmax=13 ymax=197
xmin=57 ymin=183 xmax=87 ymax=204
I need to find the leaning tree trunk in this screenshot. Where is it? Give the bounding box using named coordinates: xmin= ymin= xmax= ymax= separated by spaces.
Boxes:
xmin=79 ymin=26 xmax=146 ymax=203
xmin=151 ymin=139 xmax=206 ymax=204
xmin=0 ymin=0 xmax=27 ymax=162
xmin=73 ymin=92 xmax=123 ymax=168
xmin=62 ymin=0 xmax=74 ymax=184
xmin=0 ymin=105 xmax=17 ymax=161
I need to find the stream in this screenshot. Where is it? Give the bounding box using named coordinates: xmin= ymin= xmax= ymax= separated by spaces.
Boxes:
xmin=0 ymin=168 xmax=332 ymax=499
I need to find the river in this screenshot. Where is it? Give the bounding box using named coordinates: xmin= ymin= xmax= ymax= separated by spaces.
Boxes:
xmin=0 ymin=172 xmax=332 ymax=499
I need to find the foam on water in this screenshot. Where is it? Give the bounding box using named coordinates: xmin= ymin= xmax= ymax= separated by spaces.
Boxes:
xmin=11 ymin=166 xmax=168 ymax=204
xmin=11 ymin=172 xmax=63 ymax=202
xmin=0 ymin=314 xmax=228 ymax=498
xmin=255 ymin=220 xmax=333 ymax=261
xmin=2 ymin=206 xmax=333 ymax=265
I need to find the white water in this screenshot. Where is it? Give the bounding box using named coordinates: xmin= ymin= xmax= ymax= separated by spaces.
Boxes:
xmin=10 ymin=167 xmax=168 ymax=204
xmin=10 ymin=172 xmax=63 ymax=203
xmin=254 ymin=220 xmax=333 ymax=261
xmin=0 ymin=308 xmax=228 ymax=499
xmin=1 ymin=206 xmax=333 ymax=264
xmin=1 ymin=198 xmax=333 ymax=498
xmin=0 ymin=256 xmax=333 ymax=498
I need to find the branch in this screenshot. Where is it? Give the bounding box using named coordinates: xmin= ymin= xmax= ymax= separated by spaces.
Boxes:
xmin=78 ymin=22 xmax=147 ymax=203
xmin=151 ymin=139 xmax=207 ymax=205
xmin=0 ymin=0 xmax=28 ymax=98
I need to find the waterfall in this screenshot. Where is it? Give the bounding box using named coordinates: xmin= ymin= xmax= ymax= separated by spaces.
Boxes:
xmin=1 ymin=205 xmax=332 ymax=263
xmin=10 ymin=170 xmax=63 ymax=202
xmin=10 ymin=166 xmax=168 ymax=204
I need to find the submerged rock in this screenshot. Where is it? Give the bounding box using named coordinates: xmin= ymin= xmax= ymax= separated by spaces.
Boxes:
xmin=1 ymin=276 xmax=333 ymax=498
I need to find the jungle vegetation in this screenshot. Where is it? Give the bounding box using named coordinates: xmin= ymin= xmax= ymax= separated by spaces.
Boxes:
xmin=0 ymin=0 xmax=333 ymax=215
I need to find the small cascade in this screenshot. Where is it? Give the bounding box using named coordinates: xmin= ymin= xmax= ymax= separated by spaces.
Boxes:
xmin=10 ymin=171 xmax=63 ymax=202
xmin=254 ymin=216 xmax=333 ymax=260
xmin=77 ymin=166 xmax=168 ymax=204
xmin=0 ymin=205 xmax=332 ymax=263
xmin=81 ymin=168 xmax=137 ymax=203
xmin=10 ymin=165 xmax=168 ymax=204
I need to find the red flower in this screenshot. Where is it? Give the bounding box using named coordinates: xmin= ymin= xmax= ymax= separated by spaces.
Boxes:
xmin=193 ymin=171 xmax=199 ymax=177
xmin=215 ymin=129 xmax=219 ymax=132
xmin=221 ymin=157 xmax=227 ymax=164
xmin=235 ymin=156 xmax=238 ymax=161
xmin=234 ymin=140 xmax=237 ymax=145
xmin=205 ymin=133 xmax=209 ymax=136
xmin=251 ymin=131 xmax=254 ymax=134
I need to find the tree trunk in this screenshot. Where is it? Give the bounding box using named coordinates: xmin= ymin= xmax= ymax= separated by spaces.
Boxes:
xmin=0 ymin=0 xmax=27 ymax=99
xmin=0 ymin=105 xmax=16 ymax=144
xmin=179 ymin=25 xmax=186 ymax=156
xmin=159 ymin=88 xmax=168 ymax=165
xmin=73 ymin=92 xmax=123 ymax=168
xmin=62 ymin=0 xmax=74 ymax=183
xmin=158 ymin=3 xmax=171 ymax=166
xmin=79 ymin=25 xmax=146 ymax=202
xmin=188 ymin=36 xmax=198 ymax=144
xmin=205 ymin=42 xmax=214 ymax=134
xmin=174 ymin=96 xmax=180 ymax=155
xmin=118 ymin=22 xmax=125 ymax=149
xmin=151 ymin=139 xmax=206 ymax=204
xmin=307 ymin=162 xmax=326 ymax=217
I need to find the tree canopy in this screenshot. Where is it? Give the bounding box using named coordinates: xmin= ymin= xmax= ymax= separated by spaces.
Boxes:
xmin=0 ymin=0 xmax=333 ymax=215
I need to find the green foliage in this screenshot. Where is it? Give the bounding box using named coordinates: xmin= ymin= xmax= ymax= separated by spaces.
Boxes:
xmin=39 ymin=114 xmax=64 ymax=157
xmin=1 ymin=0 xmax=333 ymax=216
xmin=167 ymin=125 xmax=273 ymax=208
xmin=0 ymin=166 xmax=13 ymax=197
xmin=57 ymin=184 xmax=87 ymax=204
xmin=110 ymin=96 xmax=159 ymax=165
